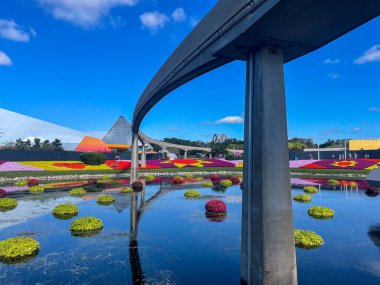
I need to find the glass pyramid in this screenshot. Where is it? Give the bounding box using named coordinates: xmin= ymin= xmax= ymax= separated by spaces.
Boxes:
xmin=103 ymin=116 xmax=133 ymax=146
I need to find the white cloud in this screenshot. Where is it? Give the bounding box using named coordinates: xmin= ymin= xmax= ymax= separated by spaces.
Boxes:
xmin=369 ymin=107 xmax=380 ymax=112
xmin=0 ymin=51 xmax=12 ymax=66
xmin=140 ymin=11 xmax=169 ymax=32
xmin=37 ymin=0 xmax=138 ymax=28
xmin=172 ymin=8 xmax=186 ymax=23
xmin=323 ymin=58 xmax=340 ymax=64
xmin=354 ymin=44 xmax=380 ymax=64
xmin=352 ymin=127 xmax=361 ymax=134
xmin=328 ymin=72 xmax=340 ymax=80
xmin=0 ymin=19 xmax=33 ymax=42
xmin=215 ymin=116 xmax=244 ymax=124
xmin=189 ymin=17 xmax=199 ymax=27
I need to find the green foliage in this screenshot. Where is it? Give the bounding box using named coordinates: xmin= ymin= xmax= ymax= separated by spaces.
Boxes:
xmin=201 ymin=181 xmax=213 ymax=187
xmin=327 ymin=179 xmax=340 ymax=186
xmin=319 ymin=139 xmax=346 ymax=149
xmin=52 ymin=204 xmax=79 ymax=219
xmin=69 ymin=188 xmax=87 ymax=196
xmin=293 ymin=194 xmax=312 ymax=203
xmin=303 ymin=186 xmax=318 ymax=194
xmin=12 ymin=138 xmax=63 ymax=151
xmin=221 ymin=180 xmax=233 ymax=187
xmin=28 ymin=186 xmax=44 ymax=195
xmin=96 ymin=195 xmax=115 ymax=205
xmin=0 ymin=198 xmax=18 ymax=212
xmin=308 ymin=206 xmax=335 ymax=219
xmin=288 ymin=137 xmax=316 ymax=148
xmin=184 ymin=190 xmax=200 ymax=198
xmin=185 ymin=173 xmax=193 ymax=179
xmin=288 ymin=141 xmax=307 ymax=150
xmin=145 ymin=175 xmax=155 ymax=180
xmin=121 ymin=187 xmax=133 ymax=193
xmin=14 ymin=180 xmax=27 ymax=187
xmin=0 ymin=237 xmax=40 ymax=263
xmin=294 ymin=229 xmax=324 ymax=249
xmin=80 ymin=152 xmax=106 ymax=165
xmin=70 ymin=217 xmax=103 ymax=234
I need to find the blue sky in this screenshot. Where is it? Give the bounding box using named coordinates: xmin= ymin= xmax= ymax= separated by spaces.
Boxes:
xmin=0 ymin=0 xmax=379 ymax=143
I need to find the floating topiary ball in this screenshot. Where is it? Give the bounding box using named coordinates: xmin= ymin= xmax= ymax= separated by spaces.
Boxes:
xmin=132 ymin=181 xmax=144 ymax=192
xmin=184 ymin=190 xmax=200 ymax=198
xmin=205 ymin=199 xmax=227 ymax=213
xmin=0 ymin=198 xmax=18 ymax=212
xmin=52 ymin=204 xmax=79 ymax=219
xmin=185 ymin=173 xmax=193 ymax=179
xmin=0 ymin=189 xmax=6 ymax=198
xmin=121 ymin=187 xmax=133 ymax=193
xmin=327 ymin=179 xmax=340 ymax=186
xmin=230 ymin=176 xmax=241 ymax=185
xmin=69 ymin=188 xmax=87 ymax=196
xmin=144 ymin=175 xmax=155 ymax=180
xmin=210 ymin=174 xmax=221 ymax=185
xmin=303 ymin=186 xmax=318 ymax=194
xmin=293 ymin=194 xmax=312 ymax=203
xmin=28 ymin=186 xmax=45 ymax=195
xmin=14 ymin=180 xmax=27 ymax=187
xmin=171 ymin=176 xmax=184 ymax=185
xmin=70 ymin=216 xmax=103 ymax=237
xmin=201 ymin=181 xmax=213 ymax=187
xmin=27 ymin=178 xmax=39 ymax=187
xmin=294 ymin=229 xmax=324 ymax=249
xmin=96 ymin=195 xmax=115 ymax=205
xmin=308 ymin=206 xmax=335 ymax=219
xmin=221 ymin=180 xmax=233 ymax=187
xmin=0 ymin=237 xmax=40 ymax=263
xmin=349 ymin=181 xmax=357 ymax=187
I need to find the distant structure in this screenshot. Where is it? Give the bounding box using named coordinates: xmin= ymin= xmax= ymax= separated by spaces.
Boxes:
xmin=349 ymin=139 xmax=380 ymax=151
xmin=212 ymin=134 xmax=228 ymax=144
xmin=103 ymin=116 xmax=133 ymax=147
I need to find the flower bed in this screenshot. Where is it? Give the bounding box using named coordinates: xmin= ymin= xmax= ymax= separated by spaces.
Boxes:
xmin=121 ymin=187 xmax=133 ymax=193
xmin=298 ymin=159 xmax=380 ymax=170
xmin=69 ymin=188 xmax=87 ymax=196
xmin=205 ymin=199 xmax=227 ymax=213
xmin=308 ymin=206 xmax=335 ymax=219
xmin=0 ymin=198 xmax=18 ymax=211
xmin=52 ymin=204 xmax=79 ymax=219
xmin=294 ymin=229 xmax=324 ymax=249
xmin=293 ymin=194 xmax=312 ymax=203
xmin=184 ymin=190 xmax=200 ymax=198
xmin=0 ymin=162 xmax=44 ymax=172
xmin=70 ymin=217 xmax=103 ymax=236
xmin=28 ymin=186 xmax=44 ymax=195
xmin=303 ymin=186 xmax=318 ymax=194
xmin=0 ymin=237 xmax=40 ymax=263
xmin=96 ymin=195 xmax=115 ymax=205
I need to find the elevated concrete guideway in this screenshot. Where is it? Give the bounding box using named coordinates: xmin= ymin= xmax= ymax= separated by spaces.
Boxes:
xmin=130 ymin=1 xmax=380 ymax=284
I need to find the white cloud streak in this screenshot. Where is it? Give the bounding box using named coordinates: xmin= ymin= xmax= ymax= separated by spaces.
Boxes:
xmin=140 ymin=11 xmax=169 ymax=32
xmin=354 ymin=44 xmax=380 ymax=64
xmin=172 ymin=8 xmax=187 ymax=23
xmin=215 ymin=116 xmax=244 ymax=124
xmin=0 ymin=51 xmax=12 ymax=66
xmin=369 ymin=107 xmax=380 ymax=112
xmin=0 ymin=19 xmax=33 ymax=42
xmin=328 ymin=72 xmax=340 ymax=80
xmin=323 ymin=58 xmax=340 ymax=64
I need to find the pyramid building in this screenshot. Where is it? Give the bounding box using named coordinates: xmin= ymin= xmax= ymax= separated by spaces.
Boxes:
xmin=103 ymin=116 xmax=133 ymax=147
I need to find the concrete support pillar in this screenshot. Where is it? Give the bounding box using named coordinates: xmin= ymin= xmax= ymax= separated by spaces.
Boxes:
xmin=243 ymin=47 xmax=297 ymax=285
xmin=184 ymin=150 xmax=188 ymax=159
xmin=131 ymin=133 xmax=139 ymax=183
xmin=141 ymin=143 xmax=147 ymax=168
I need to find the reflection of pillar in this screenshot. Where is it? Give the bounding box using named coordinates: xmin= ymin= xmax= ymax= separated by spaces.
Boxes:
xmin=141 ymin=143 xmax=146 ymax=168
xmin=243 ymin=47 xmax=297 ymax=284
xmin=140 ymin=179 xmax=146 ymax=205
xmin=131 ymin=133 xmax=139 ymax=183
xmin=184 ymin=150 xmax=188 ymax=159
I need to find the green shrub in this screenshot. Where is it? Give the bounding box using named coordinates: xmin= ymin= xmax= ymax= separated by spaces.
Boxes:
xmin=69 ymin=188 xmax=87 ymax=196
xmin=121 ymin=187 xmax=133 ymax=193
xmin=28 ymin=186 xmax=44 ymax=195
xmin=308 ymin=206 xmax=335 ymax=219
xmin=96 ymin=195 xmax=115 ymax=205
xmin=303 ymin=186 xmax=318 ymax=194
xmin=14 ymin=180 xmax=27 ymax=187
xmin=185 ymin=174 xmax=193 ymax=179
xmin=0 ymin=198 xmax=18 ymax=212
xmin=293 ymin=194 xmax=312 ymax=203
xmin=184 ymin=190 xmax=200 ymax=198
xmin=144 ymin=175 xmax=155 ymax=180
xmin=80 ymin=152 xmax=106 ymax=165
xmin=201 ymin=181 xmax=213 ymax=187
xmin=328 ymin=179 xmax=340 ymax=186
xmin=52 ymin=204 xmax=79 ymax=219
xmin=294 ymin=229 xmax=324 ymax=249
xmin=221 ymin=180 xmax=233 ymax=187
xmin=70 ymin=217 xmax=103 ymax=236
xmin=0 ymin=237 xmax=40 ymax=263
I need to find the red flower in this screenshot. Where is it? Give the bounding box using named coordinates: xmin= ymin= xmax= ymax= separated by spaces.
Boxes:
xmin=53 ymin=163 xmax=86 ymax=169
xmin=230 ymin=176 xmax=240 ymax=185
xmin=27 ymin=178 xmax=39 ymax=187
xmin=171 ymin=176 xmax=184 ymax=185
xmin=0 ymin=189 xmax=6 ymax=198
xmin=211 ymin=174 xmax=221 ymax=185
xmin=205 ymin=199 xmax=227 ymax=213
xmin=132 ymin=181 xmax=144 ymax=192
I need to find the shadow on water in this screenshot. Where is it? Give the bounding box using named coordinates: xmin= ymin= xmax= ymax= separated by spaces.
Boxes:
xmin=368 ymin=224 xmax=380 ymax=250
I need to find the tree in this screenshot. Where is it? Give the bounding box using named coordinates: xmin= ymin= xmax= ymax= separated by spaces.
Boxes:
xmin=32 ymin=138 xmax=41 ymax=150
xmin=51 ymin=139 xmax=63 ymax=151
xmin=41 ymin=139 xmax=53 ymax=151
xmin=210 ymin=142 xmax=228 ymax=157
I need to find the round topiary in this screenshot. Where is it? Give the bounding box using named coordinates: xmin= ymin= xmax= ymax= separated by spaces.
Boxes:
xmin=70 ymin=216 xmax=103 ymax=236
xmin=221 ymin=180 xmax=233 ymax=187
xmin=14 ymin=180 xmax=27 ymax=187
xmin=144 ymin=175 xmax=155 ymax=180
xmin=303 ymin=186 xmax=318 ymax=194
xmin=294 ymin=229 xmax=324 ymax=249
xmin=349 ymin=181 xmax=357 ymax=187
xmin=230 ymin=176 xmax=241 ymax=185
xmin=0 ymin=198 xmax=18 ymax=212
xmin=328 ymin=179 xmax=340 ymax=186
xmin=210 ymin=174 xmax=221 ymax=185
xmin=184 ymin=190 xmax=200 ymax=198
xmin=0 ymin=189 xmax=6 ymax=198
xmin=185 ymin=173 xmax=193 ymax=179
xmin=27 ymin=178 xmax=39 ymax=187
xmin=96 ymin=195 xmax=115 ymax=205
xmin=69 ymin=188 xmax=87 ymax=196
xmin=0 ymin=237 xmax=40 ymax=263
xmin=132 ymin=181 xmax=144 ymax=192
xmin=201 ymin=181 xmax=213 ymax=187
xmin=121 ymin=187 xmax=133 ymax=193
xmin=28 ymin=186 xmax=44 ymax=195
xmin=171 ymin=176 xmax=184 ymax=185
xmin=293 ymin=194 xmax=312 ymax=203
xmin=205 ymin=199 xmax=227 ymax=213
xmin=52 ymin=204 xmax=79 ymax=219
xmin=308 ymin=206 xmax=335 ymax=219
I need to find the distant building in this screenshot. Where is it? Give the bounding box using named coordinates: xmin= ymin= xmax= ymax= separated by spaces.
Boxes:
xmin=212 ymin=134 xmax=228 ymax=143
xmin=349 ymin=139 xmax=380 ymax=151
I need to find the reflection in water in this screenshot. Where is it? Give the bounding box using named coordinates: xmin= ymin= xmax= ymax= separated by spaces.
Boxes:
xmin=365 ymin=189 xmax=379 ymax=197
xmin=368 ymin=224 xmax=380 ymax=250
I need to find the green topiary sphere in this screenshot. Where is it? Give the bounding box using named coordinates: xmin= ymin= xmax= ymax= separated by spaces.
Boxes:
xmin=201 ymin=181 xmax=213 ymax=187
xmin=185 ymin=174 xmax=193 ymax=179
xmin=120 ymin=187 xmax=133 ymax=193
xmin=308 ymin=206 xmax=335 ymax=219
xmin=294 ymin=229 xmax=324 ymax=249
xmin=0 ymin=237 xmax=39 ymax=263
xmin=96 ymin=195 xmax=115 ymax=205
xmin=293 ymin=194 xmax=312 ymax=203
xmin=184 ymin=190 xmax=200 ymax=198
xmin=144 ymin=175 xmax=155 ymax=180
xmin=69 ymin=188 xmax=87 ymax=196
xmin=70 ymin=216 xmax=103 ymax=236
xmin=221 ymin=180 xmax=233 ymax=187
xmin=14 ymin=180 xmax=27 ymax=187
xmin=303 ymin=186 xmax=318 ymax=194
xmin=0 ymin=198 xmax=18 ymax=212
xmin=52 ymin=204 xmax=79 ymax=219
xmin=328 ymin=179 xmax=340 ymax=186
xmin=28 ymin=186 xmax=44 ymax=195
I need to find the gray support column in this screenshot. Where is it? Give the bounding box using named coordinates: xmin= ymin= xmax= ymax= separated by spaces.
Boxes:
xmin=245 ymin=47 xmax=297 ymax=285
xmin=184 ymin=150 xmax=188 ymax=159
xmin=131 ymin=133 xmax=139 ymax=183
xmin=141 ymin=143 xmax=147 ymax=168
